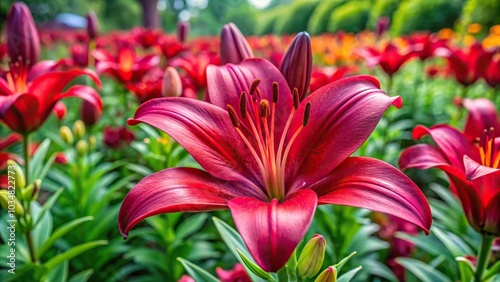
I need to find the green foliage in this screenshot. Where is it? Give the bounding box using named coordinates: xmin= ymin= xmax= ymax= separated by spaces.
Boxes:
xmin=222 ymin=4 xmax=257 ymax=35
xmin=327 ymin=0 xmax=371 ymax=33
xmin=254 ymin=7 xmax=283 ymax=35
xmin=273 ymin=0 xmax=319 ymax=35
xmin=457 ymin=0 xmax=500 ymax=33
xmin=307 ymin=0 xmax=347 ymax=35
xmin=366 ymin=0 xmax=399 ymax=30
xmin=391 ymin=0 xmax=466 ymax=35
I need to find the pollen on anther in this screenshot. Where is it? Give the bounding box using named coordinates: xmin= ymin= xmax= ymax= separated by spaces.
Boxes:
xmin=227 ymin=105 xmax=240 ymax=127
xmin=259 ymin=99 xmax=270 ymax=118
xmin=292 ymin=88 xmax=300 ymax=110
xmin=303 ymin=102 xmax=311 ymax=126
xmin=272 ymin=82 xmax=279 ymax=103
xmin=250 ymin=79 xmax=261 ymax=96
xmin=240 ymin=92 xmax=248 ymax=118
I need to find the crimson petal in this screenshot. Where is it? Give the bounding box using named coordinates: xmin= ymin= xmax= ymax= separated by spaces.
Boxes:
xmin=484 ymin=193 xmax=500 ymax=235
xmin=313 ymin=157 xmax=432 ymax=234
xmin=462 ymin=98 xmax=500 ymax=140
xmin=118 ymin=167 xmax=253 ymax=237
xmin=464 ymin=155 xmax=500 ymax=181
xmin=128 ymin=97 xmax=266 ymax=190
xmin=228 ymin=189 xmax=317 ymax=272
xmin=286 ymin=75 xmax=401 ymax=192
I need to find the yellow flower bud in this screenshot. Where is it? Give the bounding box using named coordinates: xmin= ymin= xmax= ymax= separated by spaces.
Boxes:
xmin=0 ymin=190 xmax=24 ymax=216
xmin=76 ymin=140 xmax=88 ymax=156
xmin=298 ymin=234 xmax=326 ymax=278
xmin=7 ymin=160 xmax=25 ymax=189
xmin=88 ymin=136 xmax=97 ymax=151
xmin=315 ymin=266 xmax=337 ymax=282
xmin=60 ymin=126 xmax=74 ymax=144
xmin=73 ymin=120 xmax=86 ymax=139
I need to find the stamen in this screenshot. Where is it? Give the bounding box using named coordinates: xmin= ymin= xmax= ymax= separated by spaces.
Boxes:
xmin=250 ymin=79 xmax=261 ymax=96
xmin=272 ymin=82 xmax=279 ymax=103
xmin=259 ymin=99 xmax=270 ymax=118
xmin=227 ymin=105 xmax=240 ymax=127
xmin=292 ymin=88 xmax=300 ymax=110
xmin=240 ymin=92 xmax=248 ymax=118
xmin=303 ymin=102 xmax=311 ymax=126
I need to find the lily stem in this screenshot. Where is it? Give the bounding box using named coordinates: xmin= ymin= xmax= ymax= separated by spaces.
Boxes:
xmin=474 ymin=235 xmax=494 ymax=282
xmin=23 ymin=134 xmax=37 ymax=263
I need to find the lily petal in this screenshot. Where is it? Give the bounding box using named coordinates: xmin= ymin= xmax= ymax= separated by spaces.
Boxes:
xmin=228 ymin=189 xmax=318 ymax=272
xmin=118 ymin=167 xmax=252 ymax=237
xmin=128 ymin=97 xmax=266 ymax=190
xmin=57 ymin=85 xmax=103 ymax=112
xmin=484 ymin=192 xmax=500 ymax=235
xmin=412 ymin=124 xmax=480 ymax=170
xmin=464 ymin=155 xmax=500 ymax=181
xmin=0 ymin=94 xmax=40 ymax=133
xmin=463 ymin=98 xmax=500 ymax=140
xmin=286 ymin=75 xmax=401 ymax=191
xmin=313 ymin=157 xmax=432 ymax=234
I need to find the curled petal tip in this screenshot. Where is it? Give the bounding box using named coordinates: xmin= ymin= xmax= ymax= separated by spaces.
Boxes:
xmin=392 ymin=96 xmax=403 ymax=108
xmin=127 ymin=118 xmax=140 ymax=126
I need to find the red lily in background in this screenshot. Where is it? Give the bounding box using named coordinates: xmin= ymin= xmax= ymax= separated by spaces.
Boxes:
xmin=0 ymin=133 xmax=22 ymax=170
xmin=309 ymin=66 xmax=357 ymax=93
xmin=157 ymin=36 xmax=186 ymax=60
xmin=485 ymin=54 xmax=500 ymax=89
xmin=357 ymin=43 xmax=416 ymax=77
xmin=119 ymin=58 xmax=431 ymax=272
xmin=400 ymin=98 xmax=500 ymax=236
xmin=169 ymin=51 xmax=220 ymax=90
xmin=406 ymin=33 xmax=447 ymax=61
xmin=436 ymin=43 xmax=495 ymax=87
xmin=126 ymin=67 xmax=183 ymax=103
xmin=133 ymin=27 xmax=162 ymax=49
xmin=0 ymin=61 xmax=102 ymax=133
xmin=94 ymin=47 xmax=159 ymax=83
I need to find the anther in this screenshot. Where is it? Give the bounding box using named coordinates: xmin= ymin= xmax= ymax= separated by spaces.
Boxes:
xmin=227 ymin=105 xmax=240 ymax=127
xmin=293 ymin=88 xmax=300 ymax=110
xmin=272 ymin=82 xmax=279 ymax=103
xmin=250 ymin=79 xmax=261 ymax=96
xmin=303 ymin=102 xmax=311 ymax=126
xmin=240 ymin=92 xmax=248 ymax=118
xmin=259 ymin=99 xmax=270 ymax=118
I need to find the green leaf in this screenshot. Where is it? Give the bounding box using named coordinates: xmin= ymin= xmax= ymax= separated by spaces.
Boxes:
xmin=337 ymin=266 xmax=362 ymax=282
xmin=483 ymin=260 xmax=500 ymax=281
xmin=44 ymin=240 xmax=108 ymax=271
xmin=456 ymin=257 xmax=475 ymax=282
xmin=395 ymin=257 xmax=452 ymax=282
xmin=29 ymin=139 xmax=51 ymax=182
xmin=213 ymin=217 xmax=267 ymax=282
xmin=334 ymin=251 xmax=357 ymax=272
xmin=69 ymin=269 xmax=94 ymax=282
xmin=44 ymin=260 xmax=68 ymax=282
xmin=237 ymin=249 xmax=276 ymax=281
xmin=31 ymin=201 xmax=53 ymax=252
xmin=177 ymin=258 xmax=218 ymax=282
xmin=174 ymin=213 xmax=208 ymax=243
xmin=433 ymin=227 xmax=473 ymax=257
xmin=38 ymin=216 xmax=94 ymax=258
xmin=35 ymin=188 xmax=64 ymax=227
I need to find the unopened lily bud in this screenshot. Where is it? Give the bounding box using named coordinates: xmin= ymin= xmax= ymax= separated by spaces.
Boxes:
xmin=86 ymin=10 xmax=99 ymax=40
xmin=6 ymin=2 xmax=40 ymax=66
xmin=375 ymin=16 xmax=390 ymax=38
xmin=60 ymin=126 xmax=74 ymax=144
xmin=88 ymin=136 xmax=97 ymax=151
xmin=162 ymin=67 xmax=183 ymax=97
xmin=7 ymin=159 xmax=25 ymax=189
xmin=315 ymin=266 xmax=337 ymax=282
xmin=220 ymin=23 xmax=254 ymax=64
xmin=0 ymin=190 xmax=24 ymax=216
xmin=76 ymin=140 xmax=88 ymax=156
xmin=177 ymin=21 xmax=189 ymax=43
xmin=298 ymin=234 xmax=326 ymax=278
xmin=23 ymin=179 xmax=40 ymax=200
xmin=53 ymin=102 xmax=67 ymax=121
xmin=73 ymin=120 xmax=86 ymax=139
xmin=81 ymin=100 xmax=101 ymax=127
xmin=280 ymin=32 xmax=312 ymax=101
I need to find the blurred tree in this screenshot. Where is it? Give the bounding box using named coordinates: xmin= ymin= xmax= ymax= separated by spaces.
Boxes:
xmin=307 ymin=0 xmax=347 ymax=35
xmin=273 ymin=0 xmax=318 ymax=34
xmin=327 ymin=0 xmax=371 ymax=33
xmin=366 ymin=0 xmax=399 ymax=30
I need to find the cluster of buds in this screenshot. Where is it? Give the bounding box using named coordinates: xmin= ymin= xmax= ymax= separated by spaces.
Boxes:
xmin=59 ymin=120 xmax=97 ymax=157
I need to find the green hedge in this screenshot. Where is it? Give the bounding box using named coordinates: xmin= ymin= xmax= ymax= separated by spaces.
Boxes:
xmin=254 ymin=7 xmax=283 ymax=35
xmin=391 ymin=0 xmax=465 ymax=35
xmin=458 ymin=0 xmax=500 ymax=32
xmin=366 ymin=0 xmax=399 ymax=30
xmin=273 ymin=0 xmax=319 ymax=35
xmin=223 ymin=5 xmax=257 ymax=35
xmin=307 ymin=0 xmax=348 ymax=35
xmin=327 ymin=1 xmax=371 ymax=33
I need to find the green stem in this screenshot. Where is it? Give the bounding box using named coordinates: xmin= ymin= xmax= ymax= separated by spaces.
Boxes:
xmin=474 ymin=235 xmax=494 ymax=282
xmin=387 ymin=75 xmax=393 ymax=94
xmin=22 ymin=134 xmax=37 ymax=263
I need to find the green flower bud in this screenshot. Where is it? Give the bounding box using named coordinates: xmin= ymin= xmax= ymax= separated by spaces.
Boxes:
xmin=0 ymin=190 xmax=24 ymax=216
xmin=23 ymin=179 xmax=41 ymax=201
xmin=298 ymin=234 xmax=326 ymax=278
xmin=60 ymin=126 xmax=74 ymax=144
xmin=73 ymin=120 xmax=86 ymax=139
xmin=315 ymin=266 xmax=337 ymax=282
xmin=7 ymin=159 xmax=25 ymax=189
xmin=76 ymin=140 xmax=88 ymax=156
xmin=88 ymin=136 xmax=97 ymax=151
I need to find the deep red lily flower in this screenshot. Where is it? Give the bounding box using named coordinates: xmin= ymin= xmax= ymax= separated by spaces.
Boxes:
xmin=119 ymin=59 xmax=431 ymax=272
xmin=0 ymin=61 xmax=102 ymax=134
xmin=216 ymin=263 xmax=251 ymax=282
xmin=126 ymin=67 xmax=183 ymax=103
xmin=309 ymin=66 xmax=357 ymax=93
xmin=169 ymin=52 xmax=220 ymax=89
xmin=157 ymin=36 xmax=186 ymax=60
xmin=94 ymin=47 xmax=159 ymax=83
xmin=462 ymin=98 xmax=500 ymax=141
xmin=400 ymin=98 xmax=500 ymax=236
xmin=133 ymin=27 xmax=162 ymax=49
xmin=104 ymin=126 xmax=135 ymax=149
xmin=64 ymin=44 xmax=89 ymax=68
xmin=407 ymin=33 xmax=447 ymax=61
xmin=485 ymin=55 xmax=500 ymax=88
xmin=436 ymin=43 xmax=495 ymax=87
xmin=0 ymin=133 xmax=22 ymax=170
xmin=357 ymin=43 xmax=416 ymax=77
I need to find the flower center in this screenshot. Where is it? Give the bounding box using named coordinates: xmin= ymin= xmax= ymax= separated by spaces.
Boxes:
xmin=227 ymin=79 xmax=311 ymax=202
xmin=6 ymin=59 xmax=29 ymax=94
xmin=474 ymin=128 xmax=500 ymax=168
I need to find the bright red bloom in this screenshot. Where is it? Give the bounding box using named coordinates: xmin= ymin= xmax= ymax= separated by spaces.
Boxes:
xmin=94 ymin=47 xmax=159 ymax=83
xmin=119 ymin=59 xmax=431 ymax=272
xmin=133 ymin=27 xmax=162 ymax=49
xmin=357 ymin=43 xmax=416 ymax=77
xmin=216 ymin=263 xmax=251 ymax=282
xmin=0 ymin=133 xmax=22 ymax=170
xmin=485 ymin=54 xmax=500 ymax=88
xmin=103 ymin=126 xmax=135 ymax=149
xmin=157 ymin=36 xmax=186 ymax=60
xmin=309 ymin=66 xmax=356 ymax=93
xmin=0 ymin=61 xmax=102 ymax=134
xmin=406 ymin=33 xmax=447 ymax=61
xmin=400 ymin=98 xmax=500 ymax=236
xmin=53 ymin=101 xmax=67 ymax=121
xmin=436 ymin=43 xmax=495 ymax=87
xmin=125 ymin=68 xmax=164 ymax=103
xmin=169 ymin=52 xmax=220 ymax=89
